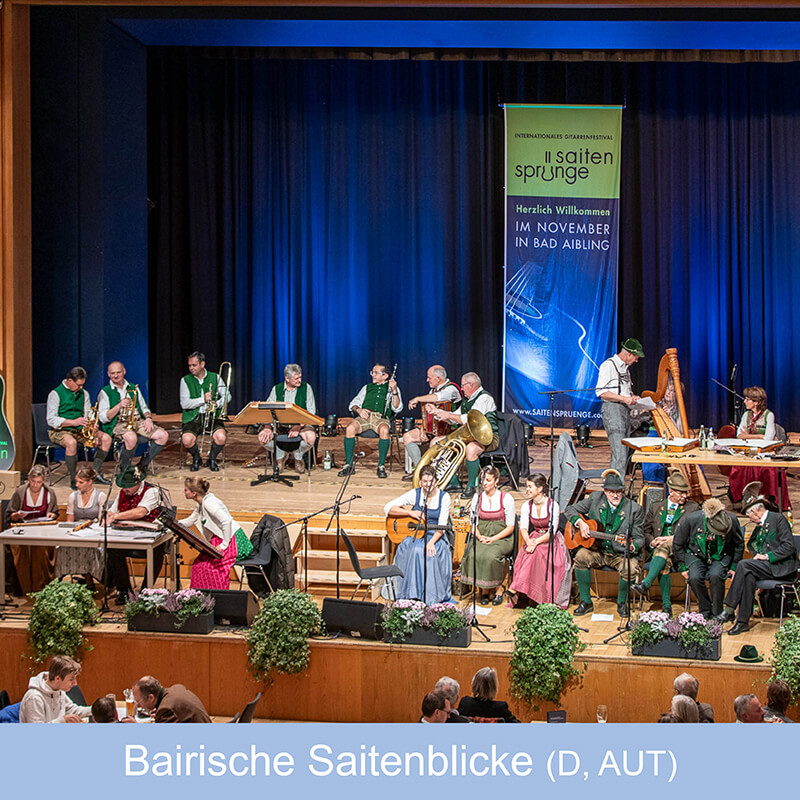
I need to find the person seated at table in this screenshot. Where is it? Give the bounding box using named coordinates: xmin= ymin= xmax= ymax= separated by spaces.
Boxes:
xmin=508 ymin=473 xmax=571 ymax=609
xmin=54 ymin=466 xmax=108 ymax=591
xmin=729 ymin=385 xmax=791 ymax=510
xmin=19 ymin=655 xmax=91 ymax=723
xmin=384 ymin=464 xmax=452 ymax=604
xmin=5 ymin=464 xmax=59 ymax=594
xmin=420 ymin=691 xmax=449 ymax=724
xmin=104 ymin=466 xmax=167 ymax=604
xmin=457 ymin=667 xmax=520 ymax=723
xmin=90 ymin=695 xmax=134 ymax=723
xmin=256 ymin=363 xmax=318 ymax=474
xmin=132 ymin=675 xmax=212 ymax=723
xmin=460 ymin=467 xmax=516 ymax=606
xmin=181 ymin=476 xmax=253 ymax=590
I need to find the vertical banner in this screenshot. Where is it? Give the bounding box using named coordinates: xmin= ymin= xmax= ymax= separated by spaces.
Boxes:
xmin=503 ymin=105 xmax=622 ymax=427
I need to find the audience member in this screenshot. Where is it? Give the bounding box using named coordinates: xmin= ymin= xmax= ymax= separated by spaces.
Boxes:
xmin=132 ymin=675 xmax=212 ymax=723
xmin=420 ymin=691 xmax=449 ymax=723
xmin=434 ymin=676 xmax=471 ymax=723
xmin=734 ymin=693 xmax=766 ymax=723
xmin=670 ymin=694 xmax=700 ymax=723
xmin=673 ymin=672 xmax=714 ymax=723
xmin=91 ymin=696 xmax=118 ymax=723
xmin=19 ymin=656 xmax=91 ymax=723
xmin=763 ymin=680 xmax=795 ymax=723
xmin=657 ymin=712 xmax=677 ymax=723
xmin=457 ymin=667 xmax=521 ymax=723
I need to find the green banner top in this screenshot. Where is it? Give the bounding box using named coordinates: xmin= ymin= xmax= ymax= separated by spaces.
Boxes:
xmin=505 ymin=104 xmax=622 ymax=199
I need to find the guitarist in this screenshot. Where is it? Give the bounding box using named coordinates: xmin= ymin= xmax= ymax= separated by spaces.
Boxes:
xmin=565 ymin=469 xmax=644 ymax=618
xmin=631 ymin=470 xmax=699 ymax=616
xmin=383 ymin=464 xmax=452 ymax=604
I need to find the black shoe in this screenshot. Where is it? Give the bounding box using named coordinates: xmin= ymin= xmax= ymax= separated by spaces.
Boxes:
xmin=70 ymin=479 xmax=77 ymax=490
xmin=728 ymin=621 xmax=750 ymax=635
xmin=94 ymin=474 xmax=111 ymax=485
xmin=480 ymin=595 xmax=490 ymax=605
xmin=338 ymin=464 xmax=355 ymax=477
xmin=137 ymin=459 xmax=151 ymax=475
xmin=190 ymin=455 xmax=202 ymax=472
xmin=401 ymin=473 xmax=414 ymax=482
xmin=208 ymin=458 xmax=220 ymax=472
xmin=617 ymin=603 xmax=630 ymax=618
xmin=631 ymin=581 xmax=648 ymax=597
xmin=716 ymin=610 xmax=735 ymax=624
xmin=376 ymin=465 xmax=388 ymax=479
xmin=492 ymin=593 xmax=505 ymax=606
xmin=460 ymin=488 xmax=476 ymax=500
xmin=113 ymin=594 xmax=128 ymax=607
xmin=663 ymin=605 xmax=673 ymax=618
xmin=573 ymin=601 xmax=594 ymax=616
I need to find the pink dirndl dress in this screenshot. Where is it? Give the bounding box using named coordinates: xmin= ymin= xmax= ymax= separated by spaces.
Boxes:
xmin=190 ymin=535 xmax=237 ymax=590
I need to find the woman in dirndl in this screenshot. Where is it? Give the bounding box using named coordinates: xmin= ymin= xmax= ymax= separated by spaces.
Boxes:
xmin=182 ymin=477 xmax=253 ymax=590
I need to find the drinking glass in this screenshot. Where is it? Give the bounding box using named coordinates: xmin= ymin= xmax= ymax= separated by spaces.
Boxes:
xmin=596 ymin=704 xmax=608 ymax=723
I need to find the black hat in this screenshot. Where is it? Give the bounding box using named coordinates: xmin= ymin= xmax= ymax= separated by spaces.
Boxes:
xmin=602 ymin=469 xmax=625 ymax=492
xmin=733 ymin=644 xmax=764 ymax=663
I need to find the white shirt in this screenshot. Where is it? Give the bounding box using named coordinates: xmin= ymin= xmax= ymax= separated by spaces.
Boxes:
xmin=434 ymin=381 xmax=462 ymax=405
xmin=266 ymin=382 xmax=317 ymax=416
xmin=383 ymin=488 xmax=450 ymax=527
xmin=98 ymin=379 xmax=152 ymax=424
xmin=108 ymin=483 xmax=160 ymax=515
xmin=181 ymin=493 xmax=238 ymax=550
xmin=459 ymin=389 xmax=496 ymax=424
xmin=46 ymin=382 xmax=90 ymax=428
xmin=180 ymin=370 xmax=231 ymax=413
xmin=737 ymin=409 xmax=776 ymax=440
xmin=350 ymin=383 xmax=403 ymax=415
xmin=470 ymin=490 xmax=516 ymax=525
xmin=520 ymin=498 xmax=561 ymax=534
xmin=596 ymin=355 xmax=632 ymax=398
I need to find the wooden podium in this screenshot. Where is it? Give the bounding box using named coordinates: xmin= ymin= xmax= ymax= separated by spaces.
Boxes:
xmin=231 ymin=402 xmax=324 ymax=487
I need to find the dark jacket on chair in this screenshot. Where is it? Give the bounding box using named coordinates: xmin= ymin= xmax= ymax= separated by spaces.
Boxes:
xmin=249 ymin=514 xmax=295 ymax=591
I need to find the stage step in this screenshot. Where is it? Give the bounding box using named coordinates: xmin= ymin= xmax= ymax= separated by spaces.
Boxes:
xmin=296 ymin=548 xmax=386 ymax=572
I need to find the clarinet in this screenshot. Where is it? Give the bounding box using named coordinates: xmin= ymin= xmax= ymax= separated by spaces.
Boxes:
xmin=383 ymin=363 xmax=398 ymax=418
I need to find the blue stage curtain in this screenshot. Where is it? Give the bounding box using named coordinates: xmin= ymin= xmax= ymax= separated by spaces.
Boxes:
xmin=148 ymin=51 xmax=800 ymax=430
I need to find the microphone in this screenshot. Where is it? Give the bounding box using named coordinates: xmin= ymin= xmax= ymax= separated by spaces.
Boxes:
xmin=730 ymin=364 xmax=737 ymax=384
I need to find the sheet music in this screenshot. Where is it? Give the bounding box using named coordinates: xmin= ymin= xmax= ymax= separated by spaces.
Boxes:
xmin=630 ymin=396 xmax=657 ymax=411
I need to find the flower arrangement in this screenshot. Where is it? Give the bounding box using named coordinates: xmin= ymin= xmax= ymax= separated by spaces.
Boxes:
xmin=630 ymin=610 xmax=722 ymax=656
xmin=382 ymin=600 xmax=473 ymax=641
xmin=125 ymin=588 xmax=215 ymax=629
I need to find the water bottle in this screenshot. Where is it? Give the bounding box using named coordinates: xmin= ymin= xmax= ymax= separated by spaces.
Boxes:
xmin=323 ymin=450 xmax=332 ymax=471
xmin=706 ymin=427 xmax=715 ymax=450
xmin=698 ymin=425 xmax=706 ymax=449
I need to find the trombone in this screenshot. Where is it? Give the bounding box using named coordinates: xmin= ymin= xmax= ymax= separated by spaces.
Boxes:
xmin=199 ymin=361 xmax=232 ymax=457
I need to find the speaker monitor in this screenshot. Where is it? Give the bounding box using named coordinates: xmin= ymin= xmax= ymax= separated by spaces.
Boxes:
xmin=207 ymin=589 xmax=260 ymax=627
xmin=322 ymin=598 xmax=383 ymax=640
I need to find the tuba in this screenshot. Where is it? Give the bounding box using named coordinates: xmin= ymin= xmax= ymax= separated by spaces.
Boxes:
xmin=412 ymin=410 xmax=493 ymax=488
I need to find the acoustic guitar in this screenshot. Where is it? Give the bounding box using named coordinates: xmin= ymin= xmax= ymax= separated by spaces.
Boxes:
xmin=563 ymin=516 xmax=626 ymax=551
xmin=385 ymin=514 xmax=449 ymax=545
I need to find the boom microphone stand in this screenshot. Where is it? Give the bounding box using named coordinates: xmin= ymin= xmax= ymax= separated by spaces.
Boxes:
xmin=711 ymin=375 xmax=745 ymax=428
xmin=98 ymin=455 xmax=123 ymax=615
xmin=603 ymin=512 xmax=635 ymax=644
xmin=465 ymin=468 xmax=495 ymax=642
xmin=326 ymin=451 xmax=365 ymax=598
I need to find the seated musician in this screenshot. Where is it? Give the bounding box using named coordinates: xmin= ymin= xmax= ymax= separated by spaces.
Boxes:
xmin=181 ymin=477 xmax=253 ymax=590
xmin=339 ymin=364 xmax=403 ymax=479
xmin=104 ymin=466 xmax=167 ymax=604
xmin=46 ymin=366 xmax=113 ymax=488
xmin=384 ymin=464 xmax=452 ymax=604
xmin=256 ymin=363 xmax=318 ymax=474
xmin=179 ymin=351 xmax=230 ymax=473
xmin=402 ymin=365 xmax=462 ymax=480
xmin=631 ymin=470 xmax=699 ymax=615
xmin=460 ymin=467 xmax=516 ymax=606
xmin=565 ymin=469 xmax=644 ymax=618
xmin=98 ymin=361 xmax=168 ymax=476
xmin=729 ymin=385 xmax=791 ymax=511
xmin=672 ymin=498 xmax=744 ymax=620
xmin=718 ymin=493 xmax=797 ymax=635
xmin=428 ymin=372 xmax=500 ymax=499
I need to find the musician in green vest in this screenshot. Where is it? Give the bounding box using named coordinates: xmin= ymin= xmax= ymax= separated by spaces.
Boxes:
xmin=339 ymin=363 xmax=403 ymax=479
xmin=98 ymin=361 xmax=169 ymax=475
xmin=46 ymin=366 xmax=113 ymax=488
xmin=630 ymin=470 xmax=699 ymax=616
xmin=565 ymin=469 xmax=644 ymax=618
xmin=429 ymin=372 xmax=500 ymax=499
xmin=257 ymin=363 xmax=318 ymax=473
xmin=179 ymin=351 xmax=231 ymax=472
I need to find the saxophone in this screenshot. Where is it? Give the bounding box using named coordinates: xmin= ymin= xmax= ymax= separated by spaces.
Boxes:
xmin=82 ymin=402 xmax=100 ymax=447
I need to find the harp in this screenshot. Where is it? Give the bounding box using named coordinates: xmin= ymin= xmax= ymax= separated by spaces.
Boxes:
xmin=641 ymin=347 xmax=711 ymax=500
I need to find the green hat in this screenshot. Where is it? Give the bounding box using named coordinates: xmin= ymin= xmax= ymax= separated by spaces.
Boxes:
xmin=666 ymin=470 xmax=690 ymax=493
xmin=742 ymin=494 xmax=769 ymax=515
xmin=733 ymin=644 xmax=764 ymax=663
xmin=702 ymin=498 xmax=731 ymax=535
xmin=602 ymin=469 xmax=625 ymax=491
xmin=116 ymin=466 xmax=144 ymax=489
xmin=621 ymin=338 xmax=645 ymax=358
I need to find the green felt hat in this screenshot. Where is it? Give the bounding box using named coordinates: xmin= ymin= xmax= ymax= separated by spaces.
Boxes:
xmin=733 ymin=644 xmax=764 ymax=663
xmin=116 ymin=466 xmax=144 ymax=489
xmin=621 ymin=338 xmax=645 ymax=358
xmin=602 ymin=469 xmax=625 ymax=491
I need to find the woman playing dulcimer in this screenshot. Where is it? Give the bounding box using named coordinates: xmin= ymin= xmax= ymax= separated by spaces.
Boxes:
xmin=383 ymin=464 xmax=452 ymax=604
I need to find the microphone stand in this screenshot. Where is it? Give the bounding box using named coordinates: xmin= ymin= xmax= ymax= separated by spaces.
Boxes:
xmin=411 ymin=489 xmax=430 ymax=605
xmin=711 ymin=377 xmax=745 ymax=428
xmin=603 ymin=511 xmax=635 ymax=644
xmin=466 ymin=472 xmax=494 ymax=642
xmin=98 ymin=455 xmax=123 ymax=615
xmin=325 ymin=451 xmax=365 ymax=598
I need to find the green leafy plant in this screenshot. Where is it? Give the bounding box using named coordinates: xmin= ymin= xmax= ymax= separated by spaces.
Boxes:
xmin=124 ymin=588 xmax=215 ymax=629
xmin=246 ymin=589 xmax=323 ymax=684
xmin=770 ymin=616 xmax=800 ymax=702
xmin=382 ymin=600 xmax=473 ymax=640
xmin=509 ymin=603 xmax=584 ymax=709
xmin=27 ymin=580 xmax=98 ymax=665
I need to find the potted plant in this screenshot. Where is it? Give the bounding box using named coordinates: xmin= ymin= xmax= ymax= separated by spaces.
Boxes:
xmin=770 ymin=616 xmax=800 ymax=702
xmin=629 ymin=610 xmax=721 ymax=660
xmin=125 ymin=588 xmax=215 ymax=633
xmin=383 ymin=600 xmax=473 ymax=647
xmin=27 ymin=580 xmax=99 ymax=665
xmin=509 ymin=604 xmax=584 ymax=709
xmin=246 ymin=589 xmax=324 ymax=684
